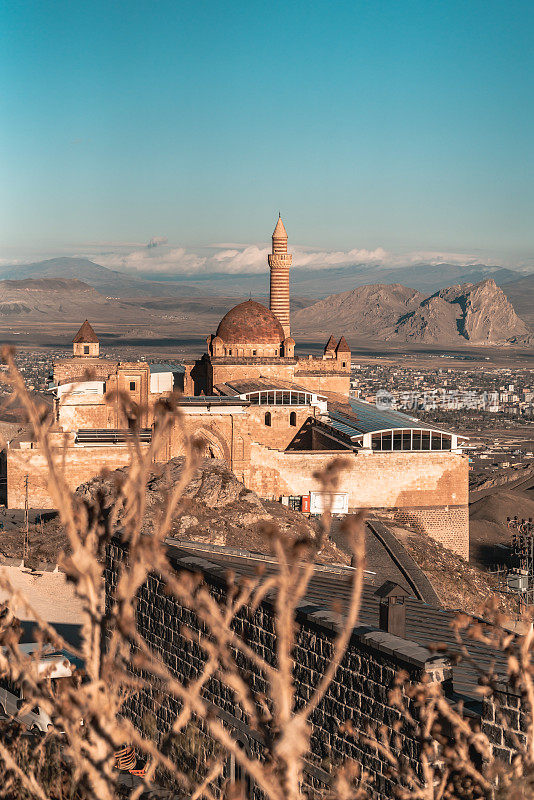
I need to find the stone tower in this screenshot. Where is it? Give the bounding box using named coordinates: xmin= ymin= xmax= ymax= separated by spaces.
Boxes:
xmin=268 ymin=214 xmax=292 ymax=339
xmin=72 ymin=319 xmax=99 ymax=357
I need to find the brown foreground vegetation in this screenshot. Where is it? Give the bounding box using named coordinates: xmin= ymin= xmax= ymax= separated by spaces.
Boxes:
xmin=0 ymin=347 xmax=533 ymax=799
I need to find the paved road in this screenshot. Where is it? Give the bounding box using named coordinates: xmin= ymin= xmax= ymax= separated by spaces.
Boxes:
xmin=329 ymin=519 xmax=413 ymax=593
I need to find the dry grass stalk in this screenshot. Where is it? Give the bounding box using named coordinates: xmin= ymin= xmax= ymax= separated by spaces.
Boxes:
xmin=0 ymin=351 xmax=531 ymax=800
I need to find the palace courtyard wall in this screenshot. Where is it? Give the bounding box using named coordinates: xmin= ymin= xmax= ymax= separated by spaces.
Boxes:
xmin=6 ymin=422 xmax=469 ymax=559
xmin=246 ymin=444 xmax=470 ymax=558
xmin=6 ymin=441 xmax=148 ymax=508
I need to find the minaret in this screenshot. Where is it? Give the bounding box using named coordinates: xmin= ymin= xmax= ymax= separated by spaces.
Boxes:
xmin=268 ymin=214 xmax=292 ymax=339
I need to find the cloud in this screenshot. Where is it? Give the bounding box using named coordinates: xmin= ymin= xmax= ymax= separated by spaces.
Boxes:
xmin=91 ymin=242 xmax=393 ymax=276
xmin=66 ymin=240 xmax=504 ymax=277
xmin=293 ymin=246 xmax=388 ymax=269
xmin=147 ymin=236 xmax=168 ymax=249
xmin=96 ymin=246 xmax=207 ymax=275
xmin=212 ymin=245 xmax=269 ymax=273
xmin=400 ymin=250 xmax=486 ymax=266
xmin=0 ymin=257 xmax=23 ymax=267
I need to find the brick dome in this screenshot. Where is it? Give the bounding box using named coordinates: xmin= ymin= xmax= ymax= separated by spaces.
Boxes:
xmin=216 ymin=300 xmax=285 ymax=345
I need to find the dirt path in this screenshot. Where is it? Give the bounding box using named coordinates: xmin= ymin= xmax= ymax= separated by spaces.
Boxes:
xmin=0 ymin=565 xmax=85 ymax=624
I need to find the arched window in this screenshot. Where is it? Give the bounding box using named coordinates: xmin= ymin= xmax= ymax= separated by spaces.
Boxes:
xmin=265 ymin=412 xmax=271 ymax=427
xmin=290 ymin=411 xmax=297 ymax=427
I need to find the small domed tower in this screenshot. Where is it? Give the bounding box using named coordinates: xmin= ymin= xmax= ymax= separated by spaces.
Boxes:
xmin=282 ymin=337 xmax=295 ymax=357
xmin=210 ymin=335 xmax=224 ymax=357
xmin=73 ymin=320 xmax=99 ymax=358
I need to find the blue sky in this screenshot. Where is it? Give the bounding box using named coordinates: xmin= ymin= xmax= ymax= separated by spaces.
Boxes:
xmin=1 ymin=0 xmax=533 ymax=274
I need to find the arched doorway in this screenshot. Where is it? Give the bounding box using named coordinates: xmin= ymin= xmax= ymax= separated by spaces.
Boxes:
xmin=199 ymin=438 xmax=224 ymax=459
xmin=193 ymin=428 xmax=230 ymax=462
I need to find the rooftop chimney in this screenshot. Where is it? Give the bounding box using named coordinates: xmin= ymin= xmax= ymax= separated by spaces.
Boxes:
xmin=374 ymin=581 xmax=411 ymax=639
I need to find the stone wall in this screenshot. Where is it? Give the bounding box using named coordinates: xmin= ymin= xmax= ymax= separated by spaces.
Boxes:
xmin=165 ymin=408 xmax=318 ymax=477
xmin=244 ymin=406 xmax=315 ymax=451
xmin=296 ymin=355 xmax=350 ymax=375
xmin=210 ymin=360 xmax=296 ymax=391
xmin=482 ymin=682 xmax=528 ymax=766
xmin=380 ymin=506 xmax=470 ymax=558
xmin=6 ymin=443 xmax=148 ymax=508
xmin=105 ymin=539 xmax=452 ymax=800
xmin=247 ymin=444 xmax=470 ymax=558
xmin=7 ymin=411 xmax=469 ymax=560
xmin=184 ymin=353 xmax=351 ymax=397
xmin=293 ymin=372 xmax=351 ymax=397
xmin=54 ymin=360 xmax=151 ymax=429
xmin=58 ymin=401 xmax=110 ymax=430
xmin=53 ymin=358 xmax=116 ymax=384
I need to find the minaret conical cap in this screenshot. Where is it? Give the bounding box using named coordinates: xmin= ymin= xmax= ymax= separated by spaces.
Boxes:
xmin=335 ymin=335 xmax=351 ymax=354
xmin=324 ymin=335 xmax=338 ymax=353
xmin=73 ymin=319 xmax=99 ymax=343
xmin=272 ymin=214 xmax=287 ymax=239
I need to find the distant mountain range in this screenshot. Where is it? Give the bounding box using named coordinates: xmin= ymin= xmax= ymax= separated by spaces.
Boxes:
xmin=0 ymin=258 xmax=208 ymax=299
xmin=0 ymin=277 xmax=307 ymax=334
xmin=0 ymin=258 xmax=532 ymax=346
xmin=0 ymin=278 xmax=154 ymax=322
xmin=282 ymin=262 xmax=523 ymax=298
xmin=500 ymin=274 xmax=534 ymax=326
xmin=292 ymin=279 xmax=531 ymax=345
xmin=0 ymin=257 xmax=529 ymax=300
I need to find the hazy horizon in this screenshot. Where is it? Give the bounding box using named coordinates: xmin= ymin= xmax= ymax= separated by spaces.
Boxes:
xmin=1 ymin=237 xmax=533 ymax=281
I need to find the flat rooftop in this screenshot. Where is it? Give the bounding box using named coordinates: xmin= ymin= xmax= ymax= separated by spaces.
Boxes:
xmin=214 ymin=378 xmax=328 ymax=398
xmin=148 ymin=363 xmax=185 ymax=374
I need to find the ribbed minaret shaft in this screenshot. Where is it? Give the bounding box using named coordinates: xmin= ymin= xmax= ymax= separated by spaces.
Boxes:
xmin=268 ymin=214 xmax=292 ymax=339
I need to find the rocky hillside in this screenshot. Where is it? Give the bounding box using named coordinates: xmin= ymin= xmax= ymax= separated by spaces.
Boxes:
xmin=293 ymin=278 xmax=531 ymax=344
xmin=469 ymin=486 xmax=534 ymax=569
xmin=435 ymin=280 xmax=530 ymax=342
xmin=81 ymin=458 xmax=347 ymax=562
xmin=391 ymin=527 xmax=518 ymax=616
xmin=293 ymin=283 xmax=424 ymax=337
xmin=0 ymin=258 xmax=213 ymax=299
xmin=7 ymin=459 xmax=348 ymax=567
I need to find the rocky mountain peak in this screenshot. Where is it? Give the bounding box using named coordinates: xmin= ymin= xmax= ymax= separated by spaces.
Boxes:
xmin=435 ymin=278 xmax=529 ymax=343
xmin=293 ymin=278 xmax=531 ymax=345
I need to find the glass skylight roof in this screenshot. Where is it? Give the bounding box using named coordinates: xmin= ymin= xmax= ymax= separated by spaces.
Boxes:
xmin=327 ymin=399 xmax=453 ymax=438
xmin=326 ymin=418 xmax=362 ymax=439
